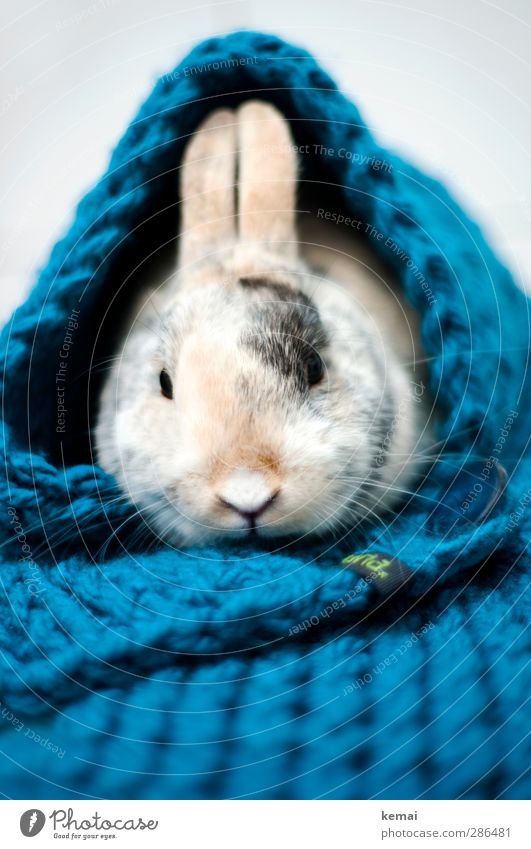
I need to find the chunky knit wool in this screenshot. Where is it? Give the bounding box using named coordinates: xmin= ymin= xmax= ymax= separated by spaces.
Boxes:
xmin=0 ymin=31 xmax=529 ymax=799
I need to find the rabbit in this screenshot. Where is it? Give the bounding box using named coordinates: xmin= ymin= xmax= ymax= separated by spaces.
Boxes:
xmin=95 ymin=101 xmax=428 ymax=547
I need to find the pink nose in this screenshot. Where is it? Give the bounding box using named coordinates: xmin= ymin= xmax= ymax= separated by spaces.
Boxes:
xmin=218 ymin=469 xmax=279 ymax=524
xmin=220 ymin=493 xmax=278 ymax=522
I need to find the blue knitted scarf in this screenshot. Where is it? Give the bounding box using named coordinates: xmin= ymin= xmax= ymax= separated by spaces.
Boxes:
xmin=0 ymin=31 xmax=529 ymax=800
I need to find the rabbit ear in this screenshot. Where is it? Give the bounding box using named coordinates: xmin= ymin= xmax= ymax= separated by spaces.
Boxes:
xmin=178 ymin=109 xmax=236 ymax=271
xmin=236 ymin=101 xmax=298 ymax=260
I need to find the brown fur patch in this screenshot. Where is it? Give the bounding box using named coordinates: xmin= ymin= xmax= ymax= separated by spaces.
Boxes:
xmin=176 ymin=333 xmax=283 ymax=491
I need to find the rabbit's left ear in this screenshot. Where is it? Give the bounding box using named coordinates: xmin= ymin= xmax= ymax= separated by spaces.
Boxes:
xmin=178 ymin=108 xmax=237 ymax=272
xmin=236 ymin=101 xmax=298 ymax=260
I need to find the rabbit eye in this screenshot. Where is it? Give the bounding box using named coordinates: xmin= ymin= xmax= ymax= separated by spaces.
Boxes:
xmin=159 ymin=368 xmax=173 ymax=399
xmin=306 ymin=352 xmax=324 ymax=386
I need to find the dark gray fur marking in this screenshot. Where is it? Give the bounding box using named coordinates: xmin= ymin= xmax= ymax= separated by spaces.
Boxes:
xmin=239 ymin=277 xmax=328 ymax=392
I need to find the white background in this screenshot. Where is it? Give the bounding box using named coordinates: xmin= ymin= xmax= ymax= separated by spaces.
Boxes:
xmin=1 ymin=0 xmax=530 ymax=323
xmin=1 ymin=800 xmax=529 ymax=847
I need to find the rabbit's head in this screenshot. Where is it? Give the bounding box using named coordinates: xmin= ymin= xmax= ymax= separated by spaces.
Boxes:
xmin=95 ymin=103 xmax=421 ymax=546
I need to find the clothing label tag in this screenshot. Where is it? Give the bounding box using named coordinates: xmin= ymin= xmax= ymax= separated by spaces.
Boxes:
xmin=342 ymin=551 xmax=413 ymax=595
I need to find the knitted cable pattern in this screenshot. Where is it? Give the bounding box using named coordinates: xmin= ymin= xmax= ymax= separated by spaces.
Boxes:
xmin=0 ymin=31 xmax=529 ymax=799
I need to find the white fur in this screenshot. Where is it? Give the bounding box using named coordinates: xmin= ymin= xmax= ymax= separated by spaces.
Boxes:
xmin=95 ymin=102 xmax=428 ymax=547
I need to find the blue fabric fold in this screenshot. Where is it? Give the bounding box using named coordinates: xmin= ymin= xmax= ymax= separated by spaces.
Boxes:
xmin=0 ymin=31 xmax=529 ymax=799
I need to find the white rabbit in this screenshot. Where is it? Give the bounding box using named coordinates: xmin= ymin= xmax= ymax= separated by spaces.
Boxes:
xmin=95 ymin=101 xmax=427 ymax=546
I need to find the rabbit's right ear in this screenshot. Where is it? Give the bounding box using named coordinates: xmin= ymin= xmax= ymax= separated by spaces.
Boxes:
xmin=178 ymin=109 xmax=237 ymax=272
xmin=237 ymin=101 xmax=298 ymax=260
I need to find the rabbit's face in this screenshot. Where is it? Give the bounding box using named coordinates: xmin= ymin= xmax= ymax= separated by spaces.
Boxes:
xmin=101 ymin=273 xmax=406 ymax=547
xmin=96 ymin=104 xmax=421 ymax=548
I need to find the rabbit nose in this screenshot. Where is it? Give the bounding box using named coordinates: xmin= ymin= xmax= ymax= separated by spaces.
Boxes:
xmin=218 ymin=469 xmax=279 ymax=522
